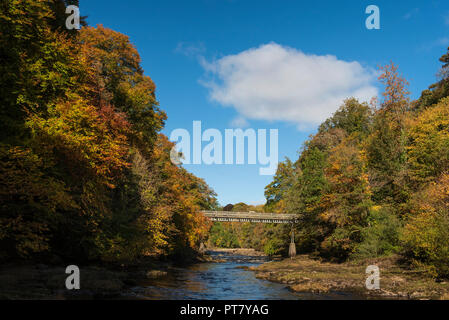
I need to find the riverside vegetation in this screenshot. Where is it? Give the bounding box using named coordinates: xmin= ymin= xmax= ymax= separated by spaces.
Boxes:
xmin=0 ymin=0 xmax=218 ymax=265
xmin=2 ymin=0 xmax=449 ymax=300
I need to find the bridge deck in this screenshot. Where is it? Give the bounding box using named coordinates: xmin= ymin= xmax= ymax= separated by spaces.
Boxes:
xmin=201 ymin=211 xmax=298 ymax=224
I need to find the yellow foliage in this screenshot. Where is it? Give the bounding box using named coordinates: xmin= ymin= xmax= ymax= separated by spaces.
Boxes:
xmin=402 ymin=173 xmax=449 ymax=277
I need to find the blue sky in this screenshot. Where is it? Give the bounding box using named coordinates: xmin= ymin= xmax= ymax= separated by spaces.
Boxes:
xmin=81 ymin=0 xmax=449 ymax=206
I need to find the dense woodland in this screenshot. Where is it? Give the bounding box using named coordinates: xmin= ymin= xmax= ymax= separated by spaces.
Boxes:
xmin=211 ymin=52 xmax=449 ymax=279
xmin=0 ymin=0 xmax=218 ymax=264
xmin=2 ymin=1 xmax=449 ymax=281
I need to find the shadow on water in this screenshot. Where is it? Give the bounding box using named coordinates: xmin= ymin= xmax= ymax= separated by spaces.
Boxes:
xmin=123 ymin=250 xmax=364 ymax=300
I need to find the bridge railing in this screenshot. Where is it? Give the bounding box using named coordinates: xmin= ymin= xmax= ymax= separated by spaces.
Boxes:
xmin=200 ymin=211 xmax=298 ymax=222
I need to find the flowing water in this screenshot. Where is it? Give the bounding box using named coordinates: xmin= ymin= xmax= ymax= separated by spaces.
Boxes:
xmin=123 ymin=250 xmax=360 ymax=300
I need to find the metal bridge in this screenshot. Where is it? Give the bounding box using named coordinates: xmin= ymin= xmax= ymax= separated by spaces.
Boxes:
xmin=201 ymin=211 xmax=298 ymax=224
xmin=201 ymin=211 xmax=298 ymax=258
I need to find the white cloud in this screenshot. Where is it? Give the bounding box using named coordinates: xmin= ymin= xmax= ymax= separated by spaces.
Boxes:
xmin=200 ymin=43 xmax=378 ymax=130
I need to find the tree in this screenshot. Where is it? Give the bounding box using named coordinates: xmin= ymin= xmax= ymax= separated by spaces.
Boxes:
xmin=79 ymin=25 xmax=166 ymax=155
xmin=319 ymin=137 xmax=372 ymax=259
xmin=415 ymin=47 xmax=449 ymax=110
xmin=0 ymin=0 xmax=86 ymax=145
xmin=286 ymin=146 xmax=328 ymax=253
xmin=402 ymin=173 xmax=449 ymax=278
xmin=141 ymin=135 xmax=216 ymax=257
xmin=0 ymin=5 xmax=217 ymax=263
xmin=366 ymin=63 xmax=410 ymax=207
xmin=264 ymin=158 xmax=294 ymax=213
xmin=319 ymin=98 xmax=372 ymax=140
xmin=407 ymin=97 xmax=449 ymax=186
xmin=0 ymin=145 xmax=75 ymax=258
xmin=232 ymin=202 xmax=250 ymax=212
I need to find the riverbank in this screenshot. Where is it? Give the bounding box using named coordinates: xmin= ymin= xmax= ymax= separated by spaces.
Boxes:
xmin=5 ymin=250 xmax=448 ymax=300
xmin=0 ymin=255 xmax=210 ymax=300
xmin=0 ymin=249 xmax=296 ymax=300
xmin=0 ymin=249 xmax=261 ymax=299
xmin=250 ymin=254 xmax=449 ymax=299
xmin=207 ymin=248 xmax=267 ymax=257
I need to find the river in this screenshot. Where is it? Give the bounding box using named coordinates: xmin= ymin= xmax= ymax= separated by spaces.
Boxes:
xmin=122 ymin=250 xmax=360 ymax=300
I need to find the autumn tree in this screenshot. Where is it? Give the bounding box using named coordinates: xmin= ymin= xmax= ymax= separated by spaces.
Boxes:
xmin=79 ymin=25 xmax=166 ymax=155
xmin=402 ymin=173 xmax=449 ymax=278
xmin=319 ymin=137 xmax=372 ymax=260
xmin=407 ymin=98 xmax=449 ymax=186
xmin=366 ymin=63 xmax=410 ymax=207
xmin=0 ymin=3 xmax=217 ymax=262
xmin=0 ymin=0 xmax=91 ymax=258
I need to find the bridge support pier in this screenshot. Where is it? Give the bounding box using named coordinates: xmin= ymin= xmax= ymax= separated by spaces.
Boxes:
xmin=288 ymin=224 xmax=296 ymax=259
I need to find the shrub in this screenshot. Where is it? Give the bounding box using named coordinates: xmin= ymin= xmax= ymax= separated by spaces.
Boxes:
xmin=263 ymin=238 xmax=285 ymax=256
xmin=352 ymin=206 xmax=401 ymax=259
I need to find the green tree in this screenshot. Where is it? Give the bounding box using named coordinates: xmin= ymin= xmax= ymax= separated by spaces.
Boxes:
xmin=264 ymin=158 xmax=294 ymax=212
xmin=415 ymin=47 xmax=449 ymax=110
xmin=319 ymin=98 xmax=372 ymax=140
xmin=286 ymin=146 xmax=328 ymax=253
xmin=366 ymin=63 xmax=410 ymax=207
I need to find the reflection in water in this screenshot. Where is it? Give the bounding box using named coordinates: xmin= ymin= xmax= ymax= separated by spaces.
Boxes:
xmin=123 ymin=251 xmax=361 ymax=300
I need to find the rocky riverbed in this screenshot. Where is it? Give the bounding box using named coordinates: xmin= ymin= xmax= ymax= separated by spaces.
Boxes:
xmin=250 ymin=254 xmax=449 ymax=299
xmin=0 ymin=258 xmax=183 ymax=299
xmin=3 ymin=250 xmax=447 ymax=300
xmin=0 ymin=249 xmax=264 ymax=300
